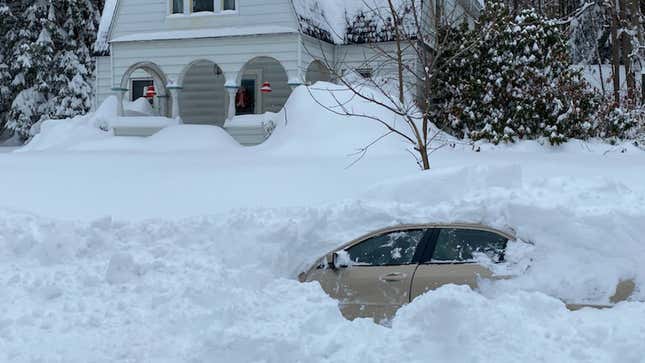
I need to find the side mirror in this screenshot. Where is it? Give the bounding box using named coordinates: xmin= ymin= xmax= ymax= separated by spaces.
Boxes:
xmin=326 ymin=251 xmax=349 ymax=270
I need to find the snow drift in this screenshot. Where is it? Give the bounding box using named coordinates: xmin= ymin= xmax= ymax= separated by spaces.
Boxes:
xmin=0 ymin=164 xmax=644 ymax=362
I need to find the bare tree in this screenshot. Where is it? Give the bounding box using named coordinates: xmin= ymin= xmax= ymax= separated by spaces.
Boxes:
xmin=302 ymin=0 xmax=481 ymax=170
xmin=630 ymin=0 xmax=644 ymax=104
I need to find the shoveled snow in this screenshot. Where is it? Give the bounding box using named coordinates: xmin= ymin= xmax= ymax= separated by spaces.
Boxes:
xmin=0 ymin=83 xmax=644 ymax=362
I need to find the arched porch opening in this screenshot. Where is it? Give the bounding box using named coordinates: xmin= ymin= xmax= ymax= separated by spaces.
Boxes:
xmin=305 ymin=60 xmax=333 ymax=85
xmin=236 ymin=57 xmax=290 ymax=116
xmin=179 ymin=60 xmax=228 ymax=126
xmin=119 ymin=62 xmax=170 ymax=117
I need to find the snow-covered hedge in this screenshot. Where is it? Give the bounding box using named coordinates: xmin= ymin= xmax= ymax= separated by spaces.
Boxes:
xmin=433 ymin=3 xmax=597 ymax=145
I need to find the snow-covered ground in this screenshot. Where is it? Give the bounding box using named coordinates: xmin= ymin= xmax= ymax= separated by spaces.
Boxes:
xmin=1 ymin=85 xmax=644 ymax=362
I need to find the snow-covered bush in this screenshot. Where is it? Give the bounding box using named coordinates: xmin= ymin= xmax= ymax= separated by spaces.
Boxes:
xmin=432 ymin=2 xmax=597 ymax=145
xmin=594 ymin=101 xmax=645 ymax=142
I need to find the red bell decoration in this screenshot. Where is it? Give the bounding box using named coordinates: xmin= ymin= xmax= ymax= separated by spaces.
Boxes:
xmin=145 ymin=85 xmax=157 ymax=99
xmin=260 ymin=81 xmax=272 ymax=94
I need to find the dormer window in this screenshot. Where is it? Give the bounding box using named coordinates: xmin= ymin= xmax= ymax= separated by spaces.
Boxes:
xmin=169 ymin=0 xmax=237 ymax=15
xmin=193 ymin=0 xmax=214 ymax=12
xmin=223 ymin=0 xmax=236 ymax=11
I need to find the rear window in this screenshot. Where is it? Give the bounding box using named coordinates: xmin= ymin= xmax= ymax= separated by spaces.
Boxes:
xmin=431 ymin=228 xmax=508 ymax=263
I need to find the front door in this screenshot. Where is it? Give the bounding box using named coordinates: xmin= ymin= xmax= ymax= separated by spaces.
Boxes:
xmin=410 ymin=227 xmax=509 ymax=300
xmin=313 ymin=229 xmax=428 ymax=322
xmin=235 ymin=79 xmax=256 ymax=115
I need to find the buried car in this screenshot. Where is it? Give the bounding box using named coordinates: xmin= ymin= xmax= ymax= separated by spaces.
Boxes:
xmin=299 ymin=223 xmax=636 ymax=322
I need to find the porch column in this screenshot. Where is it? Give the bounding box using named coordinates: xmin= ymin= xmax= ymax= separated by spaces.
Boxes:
xmin=225 ymin=85 xmax=238 ymax=120
xmin=157 ymin=94 xmax=169 ymax=117
xmin=111 ymin=87 xmax=128 ymax=117
xmin=167 ymin=85 xmax=183 ymax=120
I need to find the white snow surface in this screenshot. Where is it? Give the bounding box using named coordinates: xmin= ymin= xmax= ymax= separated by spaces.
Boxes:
xmin=123 ymin=98 xmax=157 ymax=117
xmin=1 ymin=84 xmax=645 ymax=362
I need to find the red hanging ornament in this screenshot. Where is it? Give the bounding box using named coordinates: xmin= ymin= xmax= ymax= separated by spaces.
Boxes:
xmin=260 ymin=81 xmax=272 ymax=94
xmin=145 ymin=85 xmax=157 ymax=99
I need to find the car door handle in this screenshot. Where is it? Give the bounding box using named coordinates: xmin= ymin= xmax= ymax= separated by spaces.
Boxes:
xmin=380 ymin=272 xmax=407 ymax=282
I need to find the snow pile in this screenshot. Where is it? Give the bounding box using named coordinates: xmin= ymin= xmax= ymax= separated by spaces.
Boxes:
xmin=73 ymin=125 xmax=241 ymax=153
xmin=18 ymin=97 xmax=117 ymax=152
xmin=17 ymin=83 xmax=419 ymax=157
xmin=123 ymin=98 xmax=156 ymax=117
xmin=364 ymin=166 xmax=645 ymax=304
xmin=0 ymin=163 xmax=644 ymax=361
xmin=260 ymin=82 xmax=418 ymax=157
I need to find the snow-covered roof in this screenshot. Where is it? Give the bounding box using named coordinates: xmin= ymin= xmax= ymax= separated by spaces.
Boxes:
xmin=291 ymin=0 xmax=421 ymax=44
xmin=95 ymin=0 xmax=431 ymax=53
xmin=94 ymin=0 xmax=117 ymax=54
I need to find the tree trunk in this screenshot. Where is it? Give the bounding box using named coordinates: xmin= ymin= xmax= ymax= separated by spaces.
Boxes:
xmin=631 ymin=0 xmax=644 ymax=105
xmin=620 ymin=0 xmax=635 ymax=102
xmin=611 ymin=0 xmax=622 ymax=104
xmin=387 ymin=0 xmax=405 ymax=104
xmin=419 ymin=145 xmax=430 ymax=170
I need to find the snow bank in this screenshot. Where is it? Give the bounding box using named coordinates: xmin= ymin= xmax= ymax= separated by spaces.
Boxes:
xmin=72 ymin=125 xmax=241 ymax=152
xmin=17 ymin=83 xmax=426 ymax=158
xmin=123 ymin=98 xmax=156 ymax=117
xmin=0 ymin=163 xmax=644 ymax=361
xmin=259 ymin=82 xmax=418 ymax=157
xmin=18 ymin=97 xmax=118 ymax=152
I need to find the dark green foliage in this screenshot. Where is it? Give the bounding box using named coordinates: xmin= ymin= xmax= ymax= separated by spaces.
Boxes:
xmin=432 ymin=2 xmax=597 ymax=145
xmin=0 ymin=0 xmax=102 ymax=138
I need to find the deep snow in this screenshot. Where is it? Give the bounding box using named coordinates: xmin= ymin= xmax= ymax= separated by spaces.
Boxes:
xmin=1 ymin=84 xmax=644 ymax=362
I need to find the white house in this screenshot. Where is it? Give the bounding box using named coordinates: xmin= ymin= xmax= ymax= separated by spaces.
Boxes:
xmin=95 ymin=0 xmax=481 ymax=145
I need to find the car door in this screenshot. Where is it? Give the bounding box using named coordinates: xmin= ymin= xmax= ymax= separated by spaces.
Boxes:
xmin=410 ymin=227 xmax=509 ymax=300
xmin=311 ymin=228 xmax=430 ymax=322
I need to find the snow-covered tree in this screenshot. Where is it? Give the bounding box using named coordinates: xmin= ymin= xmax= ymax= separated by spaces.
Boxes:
xmin=1 ymin=0 xmax=101 ymax=138
xmin=50 ymin=0 xmax=99 ymax=119
xmin=433 ymin=2 xmax=597 ymax=145
xmin=7 ymin=2 xmax=56 ymax=136
xmin=0 ymin=2 xmax=17 ymax=132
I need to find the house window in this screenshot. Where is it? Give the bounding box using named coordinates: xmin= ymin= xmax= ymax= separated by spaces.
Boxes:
xmin=193 ymin=0 xmax=214 ymax=12
xmin=131 ymin=79 xmax=154 ymax=103
xmin=223 ymin=0 xmax=236 ymax=10
xmin=355 ymin=68 xmax=373 ymax=79
xmin=171 ymin=0 xmax=184 ymax=13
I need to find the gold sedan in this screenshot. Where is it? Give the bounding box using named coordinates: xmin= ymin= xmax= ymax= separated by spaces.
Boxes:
xmin=299 ymin=223 xmax=636 ymax=322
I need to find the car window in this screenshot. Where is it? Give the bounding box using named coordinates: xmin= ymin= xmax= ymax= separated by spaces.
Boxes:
xmin=346 ymin=229 xmax=426 ymax=266
xmin=431 ymin=228 xmax=508 ymax=263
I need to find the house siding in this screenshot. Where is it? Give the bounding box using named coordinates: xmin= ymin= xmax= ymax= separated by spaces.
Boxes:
xmin=94 ymin=56 xmax=113 ymax=110
xmin=110 ymin=33 xmax=301 ymax=88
